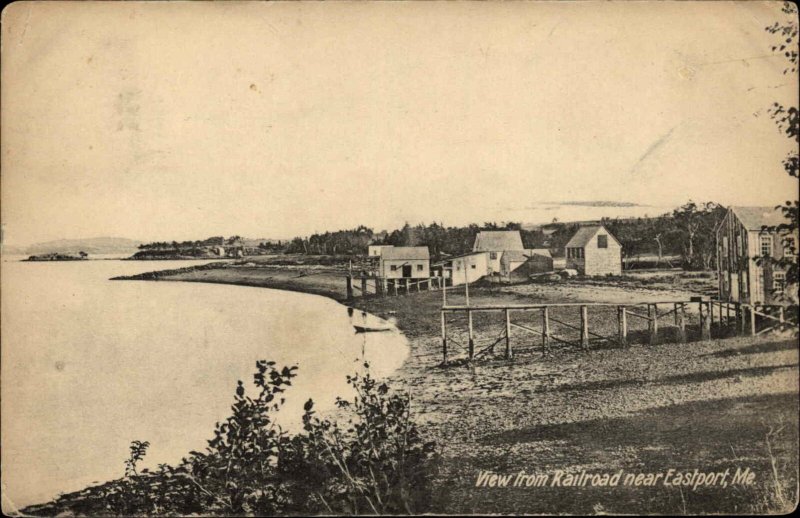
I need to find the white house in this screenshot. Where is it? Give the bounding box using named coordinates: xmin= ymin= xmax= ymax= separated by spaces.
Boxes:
xmin=564 ymin=225 xmax=622 ymax=276
xmin=379 ymin=247 xmax=430 ymax=279
xmin=437 ymin=252 xmax=490 ymax=286
xmin=472 ymin=230 xmax=525 ymax=275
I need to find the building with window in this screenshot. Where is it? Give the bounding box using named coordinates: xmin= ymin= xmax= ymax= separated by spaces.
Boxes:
xmin=472 ymin=230 xmax=525 ymax=275
xmin=436 ymin=251 xmax=490 ymax=286
xmin=378 ymin=246 xmax=430 ymax=279
xmin=715 ymin=206 xmax=798 ymax=304
xmin=564 ymin=224 xmax=622 ymax=276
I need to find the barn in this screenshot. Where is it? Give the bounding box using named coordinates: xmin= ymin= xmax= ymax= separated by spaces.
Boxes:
xmin=715 ymin=206 xmax=798 ymax=304
xmin=379 ymin=246 xmax=430 ymax=279
xmin=564 ymin=224 xmax=622 ymax=276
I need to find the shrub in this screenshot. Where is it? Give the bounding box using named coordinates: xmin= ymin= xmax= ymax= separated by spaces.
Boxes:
xmin=93 ymin=360 xmax=436 ymax=516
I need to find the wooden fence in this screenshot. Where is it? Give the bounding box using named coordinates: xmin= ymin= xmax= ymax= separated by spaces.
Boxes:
xmin=439 ymin=299 xmax=798 ymax=364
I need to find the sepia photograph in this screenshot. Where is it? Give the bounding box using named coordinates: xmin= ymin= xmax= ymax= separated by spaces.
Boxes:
xmin=1 ymin=0 xmax=798 ymax=515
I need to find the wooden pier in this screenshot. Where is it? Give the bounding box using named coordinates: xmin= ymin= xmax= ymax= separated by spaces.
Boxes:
xmin=346 ymin=275 xmax=446 ymax=300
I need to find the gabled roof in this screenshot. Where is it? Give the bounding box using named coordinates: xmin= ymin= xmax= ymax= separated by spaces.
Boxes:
xmin=502 ymin=249 xmax=553 ymax=263
xmin=381 ymin=246 xmax=430 ymax=260
xmin=565 ymin=225 xmax=620 ymax=248
xmin=730 ymin=206 xmax=787 ymax=230
xmin=473 ymin=230 xmax=524 ymax=252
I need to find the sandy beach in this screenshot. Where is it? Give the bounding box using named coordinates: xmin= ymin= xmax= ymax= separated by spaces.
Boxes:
xmin=100 ymin=262 xmax=799 ymax=515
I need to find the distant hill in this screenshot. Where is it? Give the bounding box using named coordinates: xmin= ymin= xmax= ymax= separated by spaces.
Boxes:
xmin=4 ymin=237 xmax=142 ymax=256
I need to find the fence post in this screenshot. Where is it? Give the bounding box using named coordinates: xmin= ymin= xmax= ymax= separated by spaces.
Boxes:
xmin=441 ymin=311 xmax=448 ymax=364
xmin=393 ymin=280 xmax=398 ymax=297
xmin=648 ymin=303 xmax=658 ymax=345
xmin=468 ymin=309 xmax=474 ymax=360
xmin=542 ymin=307 xmax=550 ymax=353
xmin=678 ymin=303 xmax=686 ymax=343
xmin=618 ymin=306 xmax=627 ymax=347
xmin=505 ymin=309 xmax=512 ymax=359
xmin=673 ymin=302 xmax=680 ymax=327
xmin=780 ymin=306 xmax=785 ymax=329
xmin=346 ymin=276 xmax=353 ymax=301
xmin=702 ymin=301 xmax=711 ymax=340
xmin=709 ymin=301 xmax=715 ymax=331
xmin=739 ymin=304 xmax=746 ymax=336
xmin=361 ymin=277 xmax=368 ymax=297
xmin=580 ymin=305 xmax=589 ymax=349
xmin=750 ymin=305 xmax=757 ymax=336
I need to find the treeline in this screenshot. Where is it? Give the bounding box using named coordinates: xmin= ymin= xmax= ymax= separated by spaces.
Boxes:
xmin=283 ymin=201 xmax=728 ymax=270
xmin=139 ymin=201 xmax=731 ymax=270
xmin=138 ymin=236 xmax=284 ymax=252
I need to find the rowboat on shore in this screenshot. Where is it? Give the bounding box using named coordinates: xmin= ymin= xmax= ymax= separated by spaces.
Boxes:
xmin=353 ymin=325 xmax=392 ymax=333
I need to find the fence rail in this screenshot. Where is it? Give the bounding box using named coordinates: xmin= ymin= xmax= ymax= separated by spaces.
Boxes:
xmin=440 ymin=299 xmax=798 ymax=364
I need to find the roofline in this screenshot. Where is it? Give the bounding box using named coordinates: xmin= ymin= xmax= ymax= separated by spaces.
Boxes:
xmin=564 ymin=223 xmax=621 ymax=248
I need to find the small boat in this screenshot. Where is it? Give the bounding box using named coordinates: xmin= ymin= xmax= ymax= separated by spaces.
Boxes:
xmin=353 ymin=325 xmax=392 ymax=333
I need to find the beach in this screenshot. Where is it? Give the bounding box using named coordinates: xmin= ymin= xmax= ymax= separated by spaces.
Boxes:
xmin=102 ymin=261 xmax=800 ymax=515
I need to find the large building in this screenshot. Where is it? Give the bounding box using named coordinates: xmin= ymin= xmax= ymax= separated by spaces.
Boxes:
xmin=379 ymin=246 xmax=430 ymax=279
xmin=472 ymin=230 xmax=525 ymax=275
xmin=564 ymin=224 xmax=622 ymax=276
xmin=715 ymin=206 xmax=798 ymax=304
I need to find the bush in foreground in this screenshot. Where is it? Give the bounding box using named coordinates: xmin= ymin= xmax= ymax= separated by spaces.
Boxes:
xmin=37 ymin=361 xmax=437 ymax=516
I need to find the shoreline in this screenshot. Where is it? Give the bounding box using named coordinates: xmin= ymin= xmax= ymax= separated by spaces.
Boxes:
xmin=27 ymin=261 xmax=800 ymax=514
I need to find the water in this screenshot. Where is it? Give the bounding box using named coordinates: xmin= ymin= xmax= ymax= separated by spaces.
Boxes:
xmin=0 ymin=258 xmax=408 ymax=510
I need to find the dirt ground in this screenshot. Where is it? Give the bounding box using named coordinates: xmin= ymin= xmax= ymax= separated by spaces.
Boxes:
xmin=116 ymin=263 xmax=799 ymax=514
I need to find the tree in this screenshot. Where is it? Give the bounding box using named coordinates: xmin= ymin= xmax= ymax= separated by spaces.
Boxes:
xmin=762 ymin=2 xmax=800 ymax=302
xmin=670 ymin=201 xmax=725 ymax=270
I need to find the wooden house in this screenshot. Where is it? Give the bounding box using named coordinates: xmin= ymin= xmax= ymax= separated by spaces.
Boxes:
xmin=564 ymin=224 xmax=622 ymax=276
xmin=472 ymin=230 xmax=525 ymax=275
xmin=715 ymin=206 xmax=798 ymax=304
xmin=379 ymin=246 xmax=430 ymax=279
xmin=436 ymin=252 xmax=490 ymax=286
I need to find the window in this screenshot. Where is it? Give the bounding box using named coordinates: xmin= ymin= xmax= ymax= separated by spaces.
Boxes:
xmin=774 ymin=272 xmax=786 ymax=292
xmin=490 ymin=252 xmax=497 ymax=260
xmin=761 ymin=235 xmax=772 ymax=257
xmin=568 ymin=247 xmax=584 ymax=259
xmin=471 ymin=264 xmax=476 ymax=269
xmin=390 ymin=265 xmax=398 ymax=271
xmin=784 ymin=236 xmax=797 ymax=257
xmin=597 ymin=235 xmax=608 ymax=248
xmin=416 ymin=264 xmax=423 ymax=271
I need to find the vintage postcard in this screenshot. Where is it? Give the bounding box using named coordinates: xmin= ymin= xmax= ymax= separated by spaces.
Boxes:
xmin=1 ymin=0 xmax=798 ymax=515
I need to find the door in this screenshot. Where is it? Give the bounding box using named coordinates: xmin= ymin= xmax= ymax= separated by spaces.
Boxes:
xmin=402 ymin=264 xmax=412 ymax=278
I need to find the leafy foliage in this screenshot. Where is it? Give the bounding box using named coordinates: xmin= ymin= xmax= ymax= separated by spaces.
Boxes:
xmin=64 ymin=361 xmax=436 ymax=516
xmin=759 ymin=2 xmax=800 ymax=302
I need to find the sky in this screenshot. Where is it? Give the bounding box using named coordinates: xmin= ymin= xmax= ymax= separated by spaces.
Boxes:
xmin=2 ymin=1 xmax=798 ymax=246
